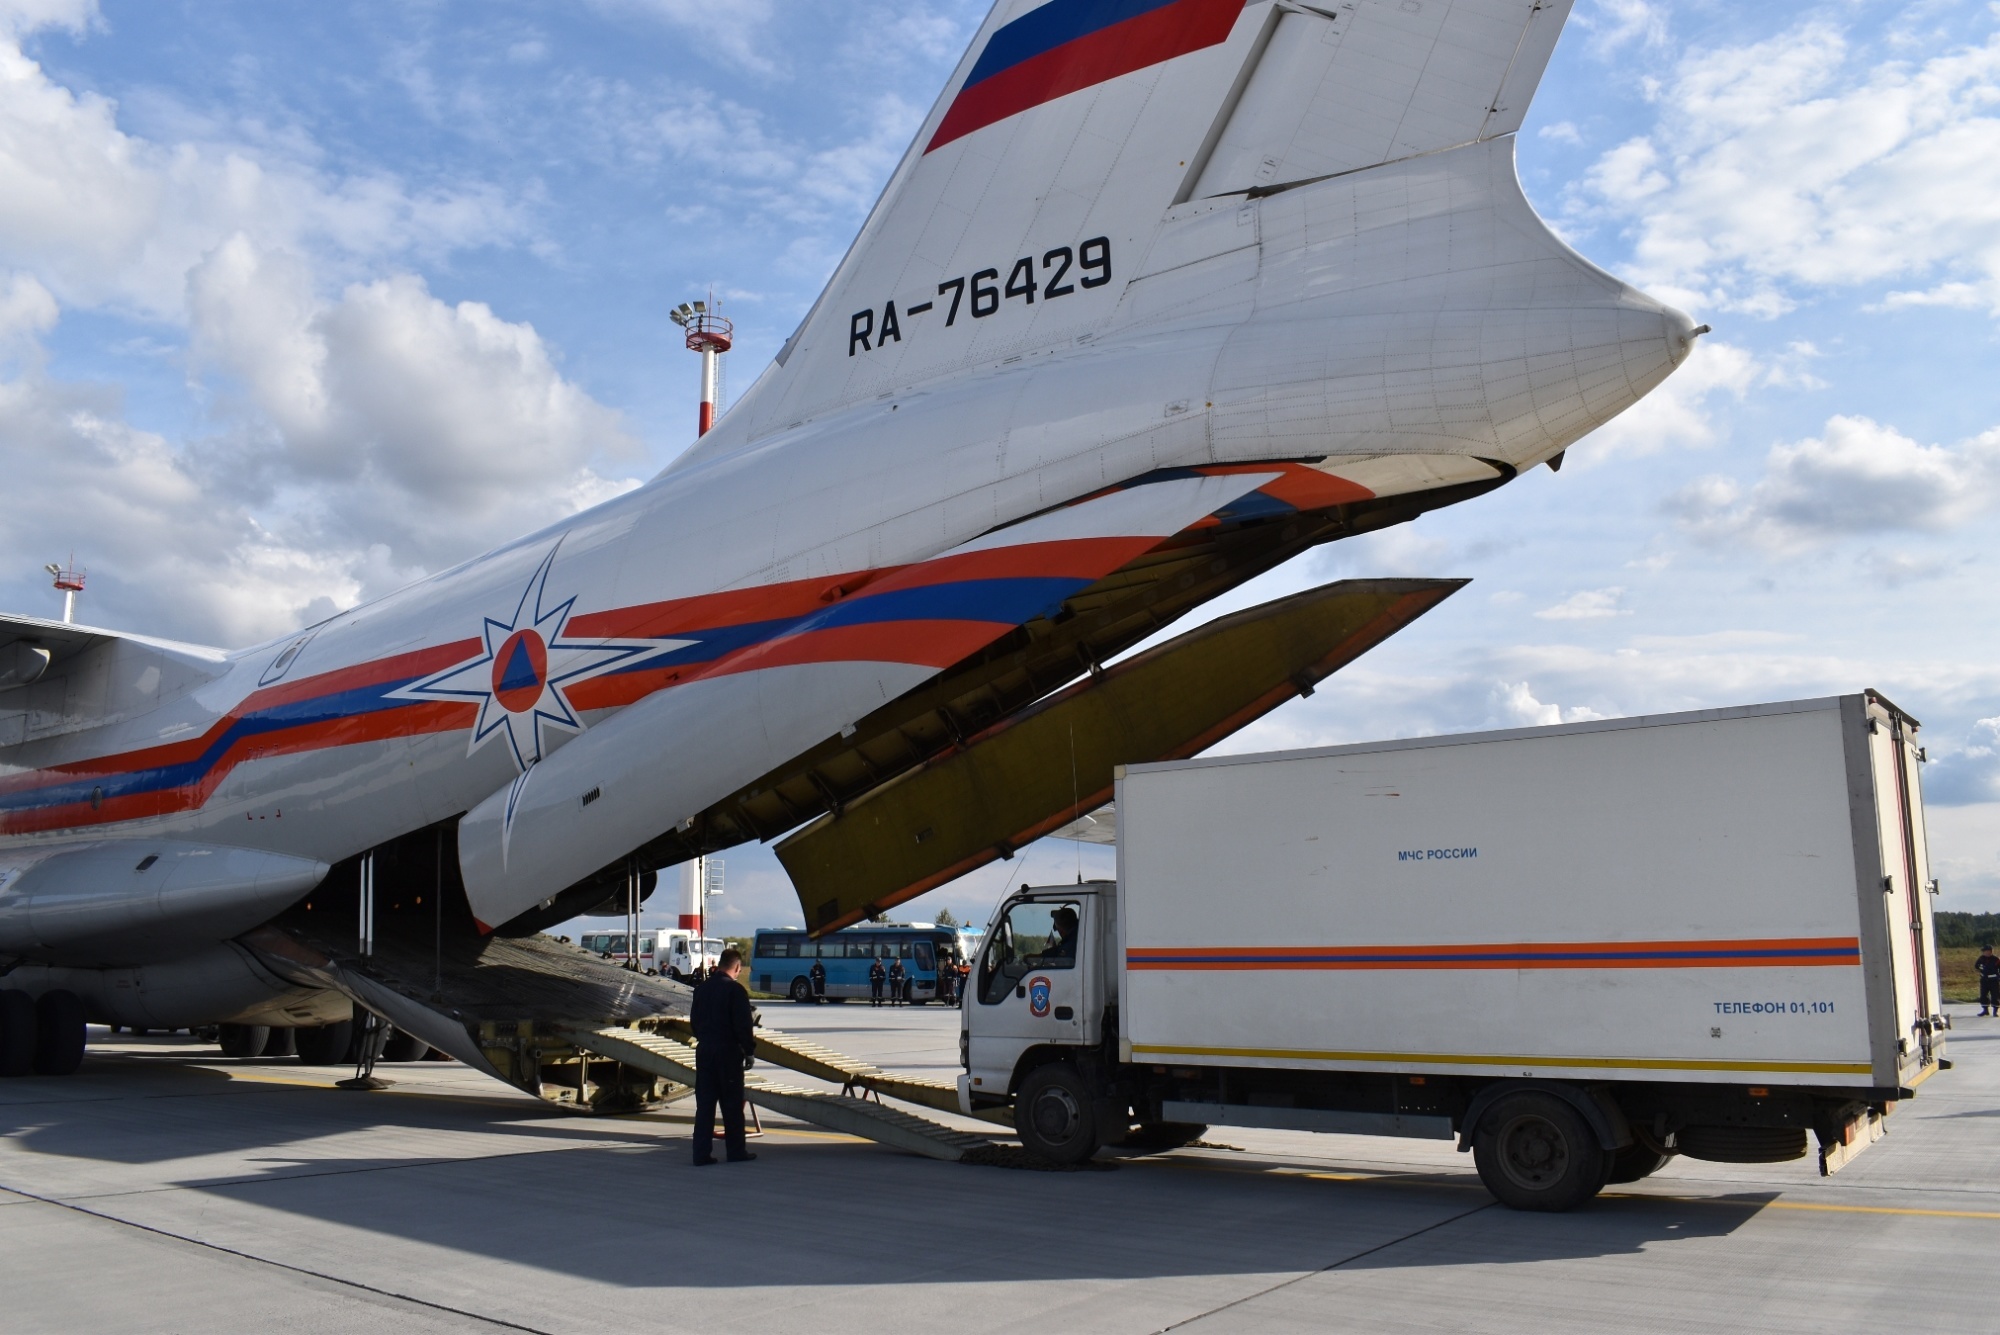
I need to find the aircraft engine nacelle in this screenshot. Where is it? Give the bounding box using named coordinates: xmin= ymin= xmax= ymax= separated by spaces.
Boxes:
xmin=0 ymin=839 xmax=328 ymax=967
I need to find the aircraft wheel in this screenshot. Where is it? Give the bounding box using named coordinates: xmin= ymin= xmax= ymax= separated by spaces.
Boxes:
xmin=1472 ymin=1092 xmax=1608 ymax=1212
xmin=293 ymin=1021 xmax=353 ymax=1065
xmin=260 ymin=1027 xmax=297 ymax=1058
xmin=32 ymin=991 xmax=87 ymax=1076
xmin=381 ymin=1029 xmax=430 ymax=1062
xmin=217 ymin=1024 xmax=270 ymax=1060
xmin=1015 ymin=1063 xmax=1100 ymax=1165
xmin=0 ymin=990 xmax=37 ymax=1077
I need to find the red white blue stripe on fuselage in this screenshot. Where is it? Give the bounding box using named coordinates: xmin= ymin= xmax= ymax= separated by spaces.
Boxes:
xmin=0 ymin=463 xmax=1364 ymax=835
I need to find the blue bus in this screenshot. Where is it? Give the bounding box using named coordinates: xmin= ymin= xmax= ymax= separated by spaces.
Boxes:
xmin=750 ymin=925 xmax=967 ymax=1003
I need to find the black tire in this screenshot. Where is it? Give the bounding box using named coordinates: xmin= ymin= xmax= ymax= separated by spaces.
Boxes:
xmin=217 ymin=1024 xmax=270 ymax=1060
xmin=260 ymin=1027 xmax=297 ymax=1058
xmin=0 ymin=990 xmax=37 ymax=1077
xmin=1126 ymin=1121 xmax=1208 ymax=1153
xmin=1605 ymin=1141 xmax=1671 ymax=1184
xmin=789 ymin=976 xmax=814 ymax=1003
xmin=1472 ymin=1092 xmax=1608 ymax=1212
xmin=32 ymin=991 xmax=87 ymax=1076
xmin=294 ymin=1021 xmax=353 ymax=1065
xmin=381 ymin=1029 xmax=430 ymax=1063
xmin=1015 ymin=1063 xmax=1101 ymax=1165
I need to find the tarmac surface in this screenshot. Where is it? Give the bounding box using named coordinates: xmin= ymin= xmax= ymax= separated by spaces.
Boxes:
xmin=2 ymin=998 xmax=1996 ymax=1334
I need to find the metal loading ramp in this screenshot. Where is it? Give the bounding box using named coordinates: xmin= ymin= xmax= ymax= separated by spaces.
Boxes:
xmin=567 ymin=1025 xmax=1000 ymax=1162
xmin=655 ymin=1016 xmax=1008 ymax=1124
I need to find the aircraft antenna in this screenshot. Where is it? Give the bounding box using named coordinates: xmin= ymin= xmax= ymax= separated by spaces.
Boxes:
xmin=669 ymin=295 xmax=733 ymax=437
xmin=45 ymin=555 xmax=84 ymax=624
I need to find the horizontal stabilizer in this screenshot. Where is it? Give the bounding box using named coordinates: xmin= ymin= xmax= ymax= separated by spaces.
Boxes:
xmin=777 ymin=576 xmax=1464 ymax=932
xmin=0 ymin=612 xmax=226 ymax=750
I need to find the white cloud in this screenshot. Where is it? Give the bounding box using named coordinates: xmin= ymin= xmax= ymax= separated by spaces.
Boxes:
xmin=1577 ymin=0 xmax=1669 ymax=58
xmin=1922 ymin=716 xmax=2000 ymax=805
xmin=1671 ymin=414 xmax=2000 ymax=550
xmin=1539 ymin=120 xmax=1583 ymax=145
xmin=1493 ymin=680 xmax=1611 ymax=726
xmin=1535 ymin=587 xmax=1631 ymax=620
xmin=0 ymin=0 xmax=93 ymax=37
xmin=0 ymin=268 xmax=54 ymax=353
xmin=1572 ymin=21 xmax=2000 ymax=318
xmin=0 ymin=31 xmax=642 ymax=645
xmin=0 ymin=37 xmax=525 ymax=320
xmin=585 ymin=0 xmax=780 ymax=76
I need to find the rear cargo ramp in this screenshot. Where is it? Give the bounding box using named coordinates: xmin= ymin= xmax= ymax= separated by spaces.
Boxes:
xmin=567 ymin=1024 xmax=999 ymax=1162
xmin=656 ymin=1016 xmax=1006 ymax=1123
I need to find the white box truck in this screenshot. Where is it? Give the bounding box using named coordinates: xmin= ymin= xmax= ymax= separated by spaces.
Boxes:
xmin=958 ymin=693 xmax=1948 ymax=1210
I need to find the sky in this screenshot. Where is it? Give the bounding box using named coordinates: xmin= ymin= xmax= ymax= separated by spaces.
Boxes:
xmin=3 ymin=0 xmax=1999 ymax=933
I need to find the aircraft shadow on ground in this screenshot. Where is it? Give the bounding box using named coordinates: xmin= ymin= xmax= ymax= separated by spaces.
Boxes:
xmin=148 ymin=1137 xmax=1766 ymax=1287
xmin=0 ymin=1061 xmax=667 ymax=1169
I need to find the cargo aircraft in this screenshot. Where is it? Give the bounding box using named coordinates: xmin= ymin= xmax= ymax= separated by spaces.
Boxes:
xmin=0 ymin=0 xmax=1698 ymax=1082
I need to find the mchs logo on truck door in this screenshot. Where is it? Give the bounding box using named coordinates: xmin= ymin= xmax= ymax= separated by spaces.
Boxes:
xmin=1028 ymin=976 xmax=1053 ymax=1018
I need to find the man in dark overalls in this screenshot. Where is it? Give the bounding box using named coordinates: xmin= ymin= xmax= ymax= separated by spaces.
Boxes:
xmin=869 ymin=956 xmax=887 ymax=1006
xmin=809 ymin=957 xmax=827 ymax=1003
xmin=1977 ymin=944 xmax=2000 ymax=1017
xmin=690 ymin=947 xmax=758 ymax=1165
xmin=888 ymin=956 xmax=908 ymax=1006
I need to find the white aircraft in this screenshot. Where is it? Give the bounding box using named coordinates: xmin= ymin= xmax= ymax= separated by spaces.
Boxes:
xmin=0 ymin=0 xmax=1696 ymax=1079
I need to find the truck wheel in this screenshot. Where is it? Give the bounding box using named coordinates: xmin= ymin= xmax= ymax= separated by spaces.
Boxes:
xmin=1127 ymin=1121 xmax=1208 ymax=1153
xmin=0 ymin=990 xmax=37 ymax=1077
xmin=33 ymin=991 xmax=87 ymax=1076
xmin=1605 ymin=1141 xmax=1671 ymax=1184
xmin=789 ymin=977 xmax=813 ymax=1003
xmin=1015 ymin=1064 xmax=1100 ymax=1165
xmin=1472 ymin=1092 xmax=1608 ymax=1212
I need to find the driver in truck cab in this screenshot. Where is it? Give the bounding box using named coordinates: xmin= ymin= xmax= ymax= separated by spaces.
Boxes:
xmin=1036 ymin=907 xmax=1080 ymax=965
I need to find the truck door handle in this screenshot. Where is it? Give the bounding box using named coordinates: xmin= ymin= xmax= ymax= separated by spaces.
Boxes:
xmin=1054 ymin=1006 xmax=1074 ymax=1021
xmin=1016 ymin=985 xmax=1026 ymax=998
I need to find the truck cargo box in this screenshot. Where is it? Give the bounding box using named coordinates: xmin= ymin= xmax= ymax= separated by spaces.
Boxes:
xmin=1115 ymin=693 xmax=1944 ymax=1094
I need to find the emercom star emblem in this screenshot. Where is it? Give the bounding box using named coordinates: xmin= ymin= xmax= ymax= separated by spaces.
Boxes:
xmin=392 ymin=541 xmax=682 ymax=773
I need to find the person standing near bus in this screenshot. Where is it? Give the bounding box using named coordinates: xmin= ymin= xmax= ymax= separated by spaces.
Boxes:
xmin=809 ymin=957 xmax=827 ymax=1003
xmin=868 ymin=956 xmax=887 ymax=1006
xmin=887 ymin=956 xmax=907 ymax=1006
xmin=690 ymin=948 xmax=757 ymax=1165
xmin=1978 ymin=944 xmax=2000 ymax=1016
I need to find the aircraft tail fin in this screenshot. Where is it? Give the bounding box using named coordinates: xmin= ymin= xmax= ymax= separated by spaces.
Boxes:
xmin=715 ymin=0 xmax=1574 ymax=444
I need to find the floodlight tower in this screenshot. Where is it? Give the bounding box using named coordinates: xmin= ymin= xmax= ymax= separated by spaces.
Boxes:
xmin=45 ymin=558 xmax=84 ymax=624
xmin=669 ymin=298 xmax=732 ymax=436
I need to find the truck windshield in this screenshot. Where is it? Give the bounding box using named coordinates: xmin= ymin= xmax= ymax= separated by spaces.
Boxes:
xmin=979 ymin=899 xmax=1080 ymax=1005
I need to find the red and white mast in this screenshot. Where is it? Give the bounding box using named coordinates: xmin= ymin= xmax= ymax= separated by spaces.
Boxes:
xmin=45 ymin=557 xmax=84 ymax=624
xmin=670 ymin=299 xmax=733 ymax=437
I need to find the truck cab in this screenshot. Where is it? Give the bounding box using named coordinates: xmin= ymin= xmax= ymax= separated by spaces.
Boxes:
xmin=960 ymin=883 xmax=1121 ymax=1126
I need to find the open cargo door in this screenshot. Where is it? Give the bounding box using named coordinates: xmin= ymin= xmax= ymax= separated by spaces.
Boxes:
xmin=1852 ymin=691 xmax=1944 ymax=1086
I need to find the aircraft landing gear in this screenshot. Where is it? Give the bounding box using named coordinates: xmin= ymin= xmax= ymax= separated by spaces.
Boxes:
xmin=0 ymin=990 xmax=37 ymax=1077
xmin=33 ymin=991 xmax=86 ymax=1076
xmin=0 ymin=989 xmax=88 ymax=1077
